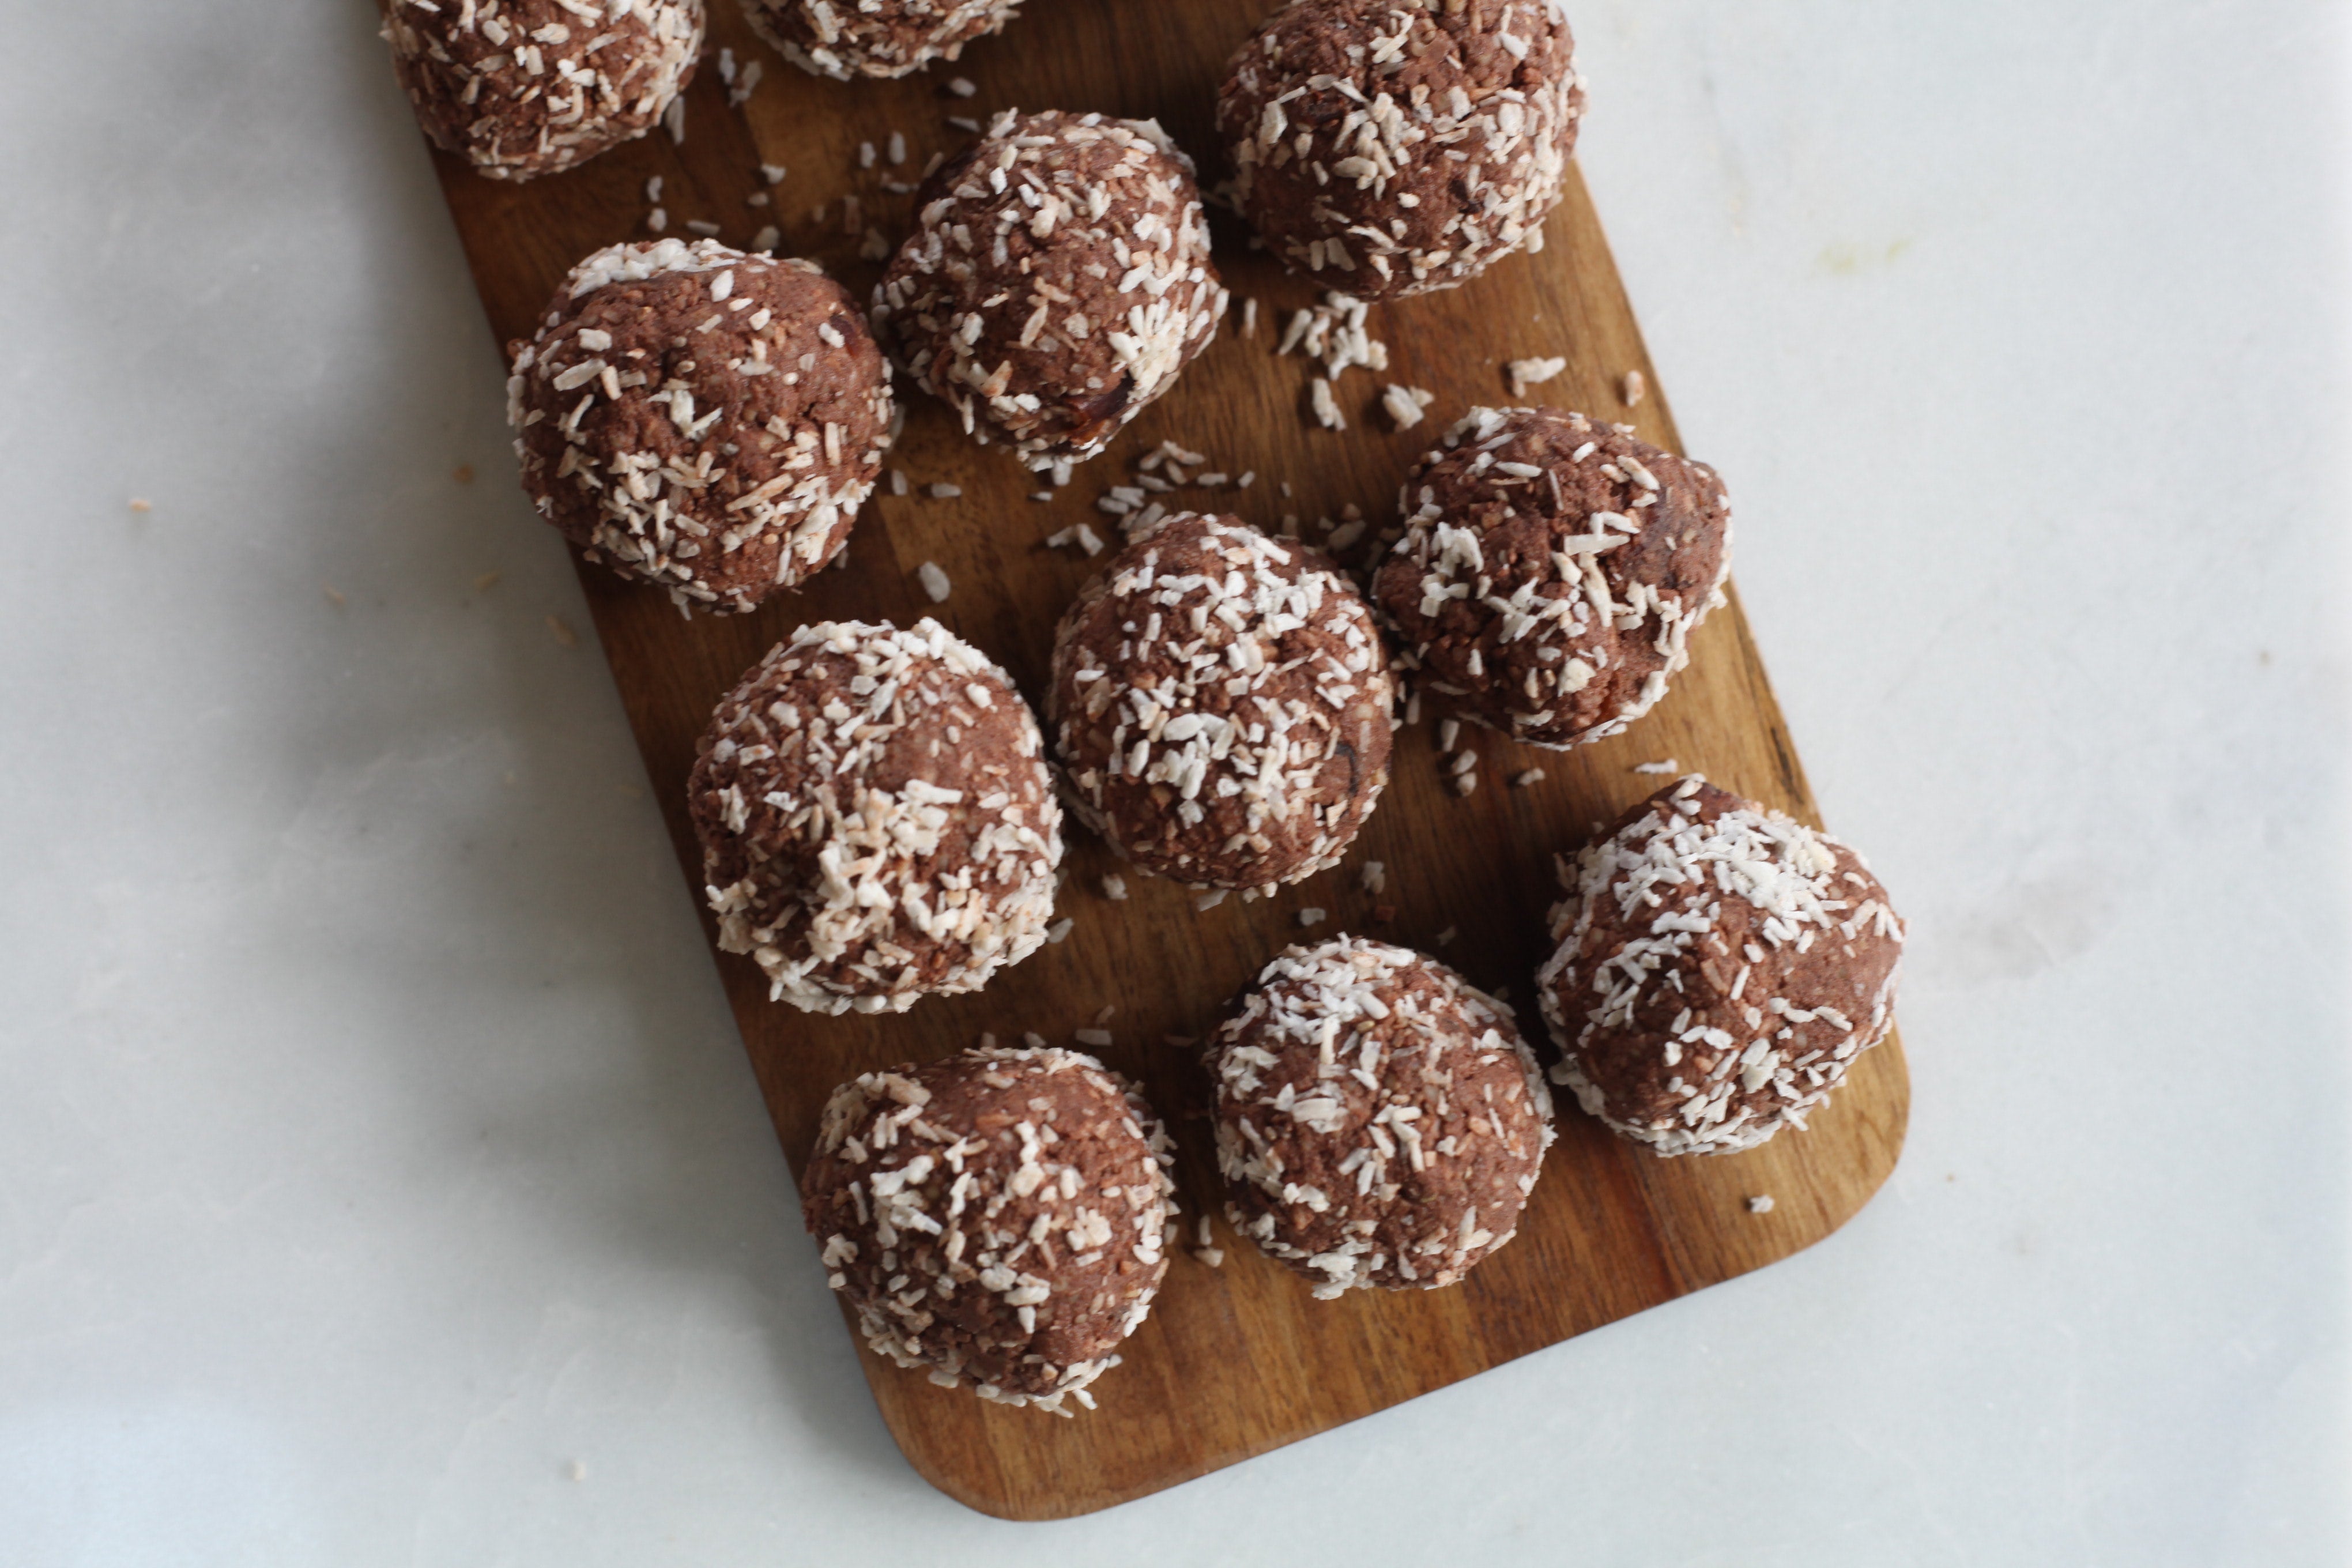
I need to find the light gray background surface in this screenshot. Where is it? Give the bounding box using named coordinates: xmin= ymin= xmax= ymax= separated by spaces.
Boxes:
xmin=1 ymin=2 xmax=2345 ymax=1562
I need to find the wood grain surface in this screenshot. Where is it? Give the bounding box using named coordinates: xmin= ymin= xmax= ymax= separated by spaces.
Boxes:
xmin=419 ymin=0 xmax=1908 ymax=1521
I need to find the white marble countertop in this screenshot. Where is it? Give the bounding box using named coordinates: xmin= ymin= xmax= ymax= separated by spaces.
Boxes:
xmin=1 ymin=2 xmax=2343 ymax=1562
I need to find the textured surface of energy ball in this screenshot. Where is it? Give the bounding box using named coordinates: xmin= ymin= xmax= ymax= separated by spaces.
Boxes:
xmin=1538 ymin=776 xmax=1905 ymax=1157
xmin=1047 ymin=513 xmax=1395 ymax=892
xmin=1207 ymin=937 xmax=1553 ymax=1298
xmin=1218 ymin=0 xmax=1584 ymax=300
xmin=689 ymin=619 xmax=1063 ymax=1014
xmin=873 ymin=110 xmax=1228 ymax=471
xmin=378 ymin=0 xmax=703 ymax=182
xmin=1373 ymin=406 xmax=1731 ymax=749
xmin=802 ymin=1046 xmax=1179 ymax=1413
xmin=508 ymin=239 xmax=894 ymax=615
xmin=743 ymin=0 xmax=1024 ymax=79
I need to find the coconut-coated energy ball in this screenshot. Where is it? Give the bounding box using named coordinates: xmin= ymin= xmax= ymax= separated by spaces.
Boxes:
xmin=1538 ymin=776 xmax=1905 ymax=1157
xmin=689 ymin=620 xmax=1063 ymax=1015
xmin=873 ymin=110 xmax=1228 ymax=472
xmin=1372 ymin=406 xmax=1731 ymax=749
xmin=378 ymin=0 xmax=703 ymax=182
xmin=1218 ymin=0 xmax=1584 ymax=299
xmin=742 ymin=0 xmax=1024 ymax=80
xmin=803 ymin=1046 xmax=1179 ymax=1414
xmin=1207 ymin=937 xmax=1554 ymax=1298
xmin=508 ymin=239 xmax=895 ymax=615
xmin=1047 ymin=513 xmax=1395 ymax=892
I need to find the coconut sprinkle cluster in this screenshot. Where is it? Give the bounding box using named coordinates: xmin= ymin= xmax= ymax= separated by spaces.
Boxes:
xmin=803 ymin=1046 xmax=1179 ymax=1414
xmin=742 ymin=0 xmax=1025 ymax=80
xmin=1048 ymin=513 xmax=1396 ymax=892
xmin=689 ymin=619 xmax=1063 ymax=1015
xmin=378 ymin=0 xmax=704 ymax=182
xmin=1537 ymin=777 xmax=1905 ymax=1156
xmin=508 ymin=239 xmax=895 ymax=615
xmin=1374 ymin=406 xmax=1732 ymax=749
xmin=1208 ymin=937 xmax=1554 ymax=1298
xmin=1218 ymin=0 xmax=1584 ymax=299
xmin=873 ymin=110 xmax=1229 ymax=470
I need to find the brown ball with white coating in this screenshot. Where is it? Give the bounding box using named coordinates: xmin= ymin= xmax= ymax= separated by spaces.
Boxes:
xmin=1538 ymin=776 xmax=1905 ymax=1157
xmin=742 ymin=0 xmax=1023 ymax=79
xmin=1047 ymin=513 xmax=1395 ymax=893
xmin=377 ymin=0 xmax=703 ymax=182
xmin=508 ymin=239 xmax=895 ymax=616
xmin=1373 ymin=406 xmax=1731 ymax=749
xmin=1217 ymin=0 xmax=1584 ymax=300
xmin=802 ymin=1046 xmax=1179 ymax=1414
xmin=689 ymin=619 xmax=1063 ymax=1015
xmin=873 ymin=110 xmax=1228 ymax=472
xmin=1208 ymin=937 xmax=1554 ymax=1298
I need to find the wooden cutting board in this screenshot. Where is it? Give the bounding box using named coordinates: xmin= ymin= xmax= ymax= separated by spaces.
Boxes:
xmin=419 ymin=0 xmax=1908 ymax=1521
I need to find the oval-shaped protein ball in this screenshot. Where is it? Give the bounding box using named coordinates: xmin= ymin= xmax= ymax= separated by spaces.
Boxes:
xmin=1047 ymin=513 xmax=1395 ymax=892
xmin=742 ymin=0 xmax=1024 ymax=79
xmin=378 ymin=0 xmax=703 ymax=182
xmin=1538 ymin=776 xmax=1906 ymax=1157
xmin=1218 ymin=0 xmax=1584 ymax=300
xmin=873 ymin=111 xmax=1228 ymax=472
xmin=508 ymin=240 xmax=894 ymax=615
xmin=1373 ymin=406 xmax=1731 ymax=749
xmin=689 ymin=619 xmax=1062 ymax=1015
xmin=1207 ymin=937 xmax=1554 ymax=1298
xmin=804 ymin=1046 xmax=1179 ymax=1414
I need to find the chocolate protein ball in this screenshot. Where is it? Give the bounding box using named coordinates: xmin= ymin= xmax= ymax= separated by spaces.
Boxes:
xmin=1218 ymin=0 xmax=1584 ymax=300
xmin=804 ymin=1045 xmax=1179 ymax=1414
xmin=1047 ymin=513 xmax=1395 ymax=892
xmin=743 ymin=0 xmax=1023 ymax=79
xmin=378 ymin=0 xmax=703 ymax=182
xmin=1538 ymin=776 xmax=1905 ymax=1157
xmin=508 ymin=239 xmax=894 ymax=615
xmin=873 ymin=110 xmax=1228 ymax=472
xmin=689 ymin=619 xmax=1063 ymax=1015
xmin=1373 ymin=406 xmax=1731 ymax=749
xmin=1207 ymin=937 xmax=1553 ymax=1298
